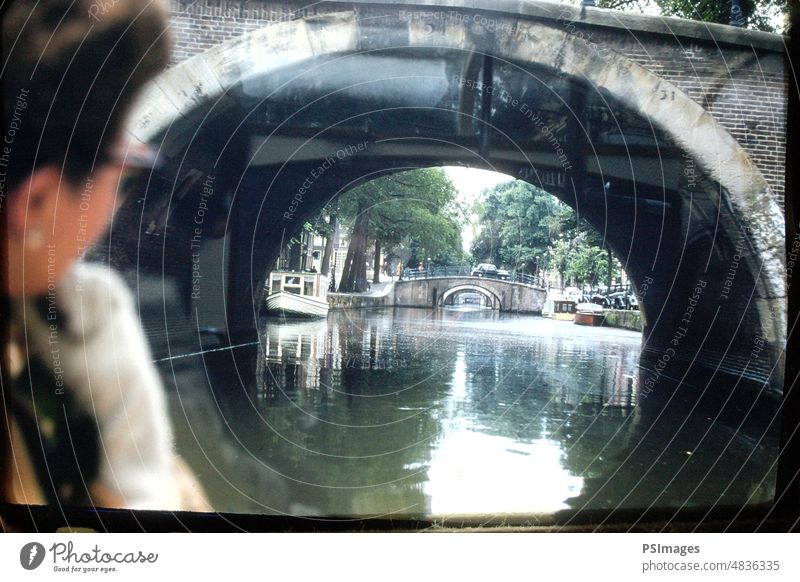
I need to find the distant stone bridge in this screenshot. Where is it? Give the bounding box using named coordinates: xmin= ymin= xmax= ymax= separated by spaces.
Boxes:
xmin=393 ymin=277 xmax=546 ymax=312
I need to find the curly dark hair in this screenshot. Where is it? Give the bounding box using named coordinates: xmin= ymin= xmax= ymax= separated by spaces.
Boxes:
xmin=2 ymin=0 xmax=170 ymax=188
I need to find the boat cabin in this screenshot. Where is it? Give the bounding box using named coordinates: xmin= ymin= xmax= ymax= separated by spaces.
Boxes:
xmin=266 ymin=271 xmax=330 ymax=317
xmin=553 ymin=299 xmax=576 ymax=315
xmin=544 ymin=298 xmax=577 ymax=321
xmin=269 ymin=271 xmax=328 ymax=298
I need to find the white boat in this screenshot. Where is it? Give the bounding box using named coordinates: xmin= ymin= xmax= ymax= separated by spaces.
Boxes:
xmin=265 ymin=271 xmax=329 ymax=317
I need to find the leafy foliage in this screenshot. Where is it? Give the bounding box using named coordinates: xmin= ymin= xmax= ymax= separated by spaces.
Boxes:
xmin=332 ymin=168 xmax=466 ymax=291
xmin=470 ymin=181 xmax=562 ymax=274
xmin=470 ymin=180 xmax=622 ymax=288
xmin=595 ymin=0 xmax=787 ymax=33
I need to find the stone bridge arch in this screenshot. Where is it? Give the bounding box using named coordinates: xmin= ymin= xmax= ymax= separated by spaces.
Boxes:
xmin=113 ymin=1 xmax=786 ymax=410
xmin=393 ymin=277 xmax=545 ymax=312
xmin=439 ymin=284 xmax=502 ymax=309
xmin=131 ymin=6 xmax=783 ymax=297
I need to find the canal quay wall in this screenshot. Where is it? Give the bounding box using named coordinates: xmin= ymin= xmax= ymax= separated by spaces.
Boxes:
xmin=602 ymin=309 xmax=643 ymax=332
xmin=328 ymin=292 xmax=392 ymax=310
xmin=328 ymin=288 xmax=642 ymax=332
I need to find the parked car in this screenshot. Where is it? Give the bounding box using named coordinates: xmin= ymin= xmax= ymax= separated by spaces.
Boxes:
xmin=589 ymin=292 xmax=609 ymax=307
xmin=607 ymin=291 xmax=630 ymax=310
xmin=604 ymin=290 xmax=639 ymax=310
xmin=497 ymin=269 xmax=510 ymax=280
xmin=471 ymin=263 xmax=498 ymax=277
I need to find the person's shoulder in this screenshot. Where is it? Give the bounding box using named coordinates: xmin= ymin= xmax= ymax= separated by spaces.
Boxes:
xmin=67 ymin=262 xmax=131 ymax=302
xmin=58 ymin=262 xmax=135 ymax=335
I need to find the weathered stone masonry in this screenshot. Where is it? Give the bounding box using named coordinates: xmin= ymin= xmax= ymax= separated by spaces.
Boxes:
xmin=167 ymin=0 xmax=786 ymax=203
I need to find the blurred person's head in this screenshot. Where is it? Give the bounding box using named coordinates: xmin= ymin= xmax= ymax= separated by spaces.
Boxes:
xmin=2 ymin=0 xmax=170 ymax=298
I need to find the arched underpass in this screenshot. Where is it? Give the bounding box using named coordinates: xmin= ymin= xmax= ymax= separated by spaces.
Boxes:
xmin=115 ymin=1 xmax=785 ymax=404
xmin=440 ymin=285 xmax=501 ymax=310
xmin=392 ymin=277 xmax=544 ymax=312
xmin=92 ymin=1 xmax=788 ymax=517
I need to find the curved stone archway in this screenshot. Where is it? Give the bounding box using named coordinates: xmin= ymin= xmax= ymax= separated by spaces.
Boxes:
xmin=439 ymin=284 xmax=502 ymax=309
xmin=113 ymin=2 xmax=786 ymax=408
xmin=129 ymin=8 xmax=783 ymax=308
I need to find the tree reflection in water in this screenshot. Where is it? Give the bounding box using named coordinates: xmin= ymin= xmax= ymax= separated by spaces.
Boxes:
xmin=179 ymin=307 xmax=777 ymax=517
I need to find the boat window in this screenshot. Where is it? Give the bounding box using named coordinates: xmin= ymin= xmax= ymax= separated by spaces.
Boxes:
xmin=285 ymin=276 xmax=301 ymax=286
xmin=304 ymin=280 xmax=315 ymax=296
xmin=271 ymin=276 xmax=282 ymax=292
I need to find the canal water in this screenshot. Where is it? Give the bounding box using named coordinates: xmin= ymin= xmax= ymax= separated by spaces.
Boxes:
xmin=167 ymin=307 xmax=778 ymax=518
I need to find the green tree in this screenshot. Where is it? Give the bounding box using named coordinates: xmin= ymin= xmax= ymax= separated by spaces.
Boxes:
xmin=565 ymin=243 xmax=612 ymax=288
xmin=334 ymin=169 xmax=465 ymax=291
xmin=500 ymin=181 xmax=564 ymax=273
xmin=469 ymin=188 xmax=505 ymax=266
xmin=471 ymin=181 xmax=562 ymax=274
xmin=551 ymin=239 xmax=572 ymax=287
xmin=595 ymin=0 xmax=787 ymax=33
xmin=471 ymin=179 xmax=623 ymax=289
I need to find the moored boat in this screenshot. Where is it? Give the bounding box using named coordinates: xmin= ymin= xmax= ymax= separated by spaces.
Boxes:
xmin=574 ymin=302 xmax=605 ymax=326
xmin=543 ymin=298 xmax=576 ymax=321
xmin=265 ymin=271 xmax=329 ymax=317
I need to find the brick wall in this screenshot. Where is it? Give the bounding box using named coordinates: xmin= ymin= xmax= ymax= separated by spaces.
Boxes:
xmin=601 ymin=31 xmax=787 ymax=202
xmin=168 ymin=0 xmax=333 ymax=63
xmin=166 ymin=0 xmax=787 ymax=202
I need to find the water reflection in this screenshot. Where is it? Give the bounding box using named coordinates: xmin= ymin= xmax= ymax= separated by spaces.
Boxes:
xmin=178 ymin=307 xmax=776 ymax=516
xmin=245 ymin=308 xmax=644 ymax=515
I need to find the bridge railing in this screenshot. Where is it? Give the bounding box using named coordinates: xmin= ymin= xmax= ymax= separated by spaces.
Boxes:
xmin=401 ymin=265 xmax=471 ymax=280
xmin=400 ymin=266 xmax=545 ymax=287
xmin=510 ymin=272 xmax=539 ymax=286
